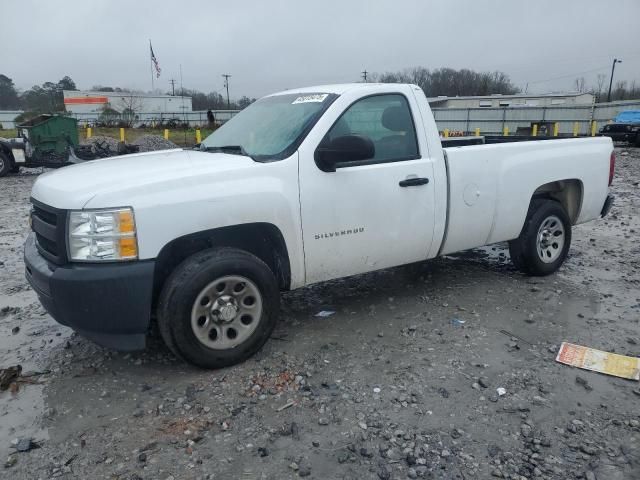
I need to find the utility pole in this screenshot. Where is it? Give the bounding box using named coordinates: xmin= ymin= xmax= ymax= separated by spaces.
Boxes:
xmin=361 ymin=70 xmax=368 ymax=82
xmin=607 ymin=58 xmax=622 ymax=102
xmin=222 ymin=74 xmax=231 ymax=109
xmin=169 ymin=78 xmax=176 ymax=96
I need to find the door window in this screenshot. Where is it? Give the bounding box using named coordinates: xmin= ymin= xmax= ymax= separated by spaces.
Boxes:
xmin=324 ymin=94 xmax=419 ymax=163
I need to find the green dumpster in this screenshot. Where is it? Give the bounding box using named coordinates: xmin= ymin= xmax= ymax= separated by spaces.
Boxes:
xmin=17 ymin=114 xmax=78 ymax=163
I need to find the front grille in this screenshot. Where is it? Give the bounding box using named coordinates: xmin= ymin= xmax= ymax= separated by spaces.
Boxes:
xmin=31 ymin=199 xmax=67 ymax=265
xmin=605 ymin=125 xmax=631 ymax=133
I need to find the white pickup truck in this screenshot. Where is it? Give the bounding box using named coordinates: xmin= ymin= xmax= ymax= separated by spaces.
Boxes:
xmin=24 ymin=83 xmax=615 ymax=368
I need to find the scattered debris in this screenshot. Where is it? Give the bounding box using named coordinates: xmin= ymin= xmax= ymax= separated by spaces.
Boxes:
xmin=450 ymin=318 xmax=465 ymax=327
xmin=11 ymin=438 xmax=39 ymax=453
xmin=0 ymin=365 xmax=22 ymax=390
xmin=575 ymin=375 xmax=593 ymax=391
xmin=315 ymin=310 xmax=335 ymax=318
xmin=276 ymin=400 xmax=295 ymax=411
xmin=496 ymin=387 xmax=507 ymax=396
xmin=499 ymin=329 xmax=532 ymax=345
xmin=556 ymin=342 xmax=640 ymax=380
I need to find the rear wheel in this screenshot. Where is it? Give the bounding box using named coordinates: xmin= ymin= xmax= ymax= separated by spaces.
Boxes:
xmin=0 ymin=151 xmax=12 ymax=177
xmin=157 ymin=247 xmax=279 ymax=368
xmin=509 ymin=199 xmax=572 ymax=276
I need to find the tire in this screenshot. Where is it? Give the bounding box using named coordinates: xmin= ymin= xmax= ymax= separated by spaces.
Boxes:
xmin=157 ymin=247 xmax=280 ymax=368
xmin=0 ymin=151 xmax=11 ymax=177
xmin=508 ymin=199 xmax=572 ymax=276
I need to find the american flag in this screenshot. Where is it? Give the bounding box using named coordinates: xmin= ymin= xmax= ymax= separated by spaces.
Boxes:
xmin=150 ymin=42 xmax=161 ymax=78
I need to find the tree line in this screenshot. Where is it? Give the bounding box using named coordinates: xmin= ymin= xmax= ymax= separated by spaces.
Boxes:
xmin=0 ymin=74 xmax=256 ymax=113
xmin=573 ymin=74 xmax=640 ymax=102
xmin=373 ymin=67 xmax=520 ymax=97
xmin=2 ymin=69 xmax=639 ymax=114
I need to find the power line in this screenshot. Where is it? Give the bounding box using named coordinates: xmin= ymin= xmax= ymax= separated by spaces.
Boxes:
xmin=526 ymin=65 xmax=611 ymax=85
xmin=361 ymin=70 xmax=368 ymax=82
xmin=169 ymin=78 xmax=176 ymax=96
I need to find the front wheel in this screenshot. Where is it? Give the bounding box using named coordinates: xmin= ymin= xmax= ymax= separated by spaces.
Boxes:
xmin=157 ymin=247 xmax=279 ymax=368
xmin=509 ymin=199 xmax=572 ymax=276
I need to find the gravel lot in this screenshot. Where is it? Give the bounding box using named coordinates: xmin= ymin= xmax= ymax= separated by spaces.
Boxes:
xmin=1 ymin=147 xmax=639 ymax=479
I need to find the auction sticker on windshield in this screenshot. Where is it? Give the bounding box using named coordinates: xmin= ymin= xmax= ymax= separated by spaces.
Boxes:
xmin=292 ymin=94 xmax=329 ymax=104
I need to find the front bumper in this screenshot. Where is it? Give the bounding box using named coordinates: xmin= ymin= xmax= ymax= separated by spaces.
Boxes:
xmin=601 ymin=194 xmax=614 ymax=218
xmin=24 ymin=233 xmax=154 ymax=351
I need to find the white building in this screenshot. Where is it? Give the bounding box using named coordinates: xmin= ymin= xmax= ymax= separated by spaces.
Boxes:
xmin=63 ymin=90 xmax=193 ymax=115
xmin=428 ymin=92 xmax=594 ymax=109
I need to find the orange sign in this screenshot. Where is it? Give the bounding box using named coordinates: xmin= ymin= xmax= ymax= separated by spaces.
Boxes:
xmin=64 ymin=96 xmax=109 ymax=105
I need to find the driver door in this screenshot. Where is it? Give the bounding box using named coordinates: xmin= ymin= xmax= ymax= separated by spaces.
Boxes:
xmin=298 ymin=92 xmax=436 ymax=284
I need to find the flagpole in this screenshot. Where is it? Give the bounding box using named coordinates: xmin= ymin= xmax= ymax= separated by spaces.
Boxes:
xmin=149 ymin=39 xmax=154 ymax=92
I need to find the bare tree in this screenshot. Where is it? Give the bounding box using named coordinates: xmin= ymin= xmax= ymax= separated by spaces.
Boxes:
xmin=375 ymin=66 xmax=519 ymax=97
xmin=573 ymin=77 xmax=586 ymax=93
xmin=118 ymin=95 xmax=144 ymax=127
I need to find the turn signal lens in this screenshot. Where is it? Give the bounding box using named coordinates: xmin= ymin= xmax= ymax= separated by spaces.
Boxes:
xmin=118 ymin=237 xmax=138 ymax=258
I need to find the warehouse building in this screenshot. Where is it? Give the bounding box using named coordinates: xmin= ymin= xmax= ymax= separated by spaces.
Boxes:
xmin=62 ymin=90 xmax=193 ymax=115
xmin=428 ymin=92 xmax=594 ymax=108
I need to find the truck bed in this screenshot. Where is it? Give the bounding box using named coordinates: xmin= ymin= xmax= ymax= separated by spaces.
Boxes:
xmin=439 ymin=136 xmax=612 ymax=255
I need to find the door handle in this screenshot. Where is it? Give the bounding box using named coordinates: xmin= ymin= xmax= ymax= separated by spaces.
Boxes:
xmin=399 ymin=177 xmax=429 ymax=187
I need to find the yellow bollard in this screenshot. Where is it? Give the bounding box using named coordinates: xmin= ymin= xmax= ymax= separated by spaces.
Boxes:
xmin=443 ymin=129 xmax=449 ymax=138
xmin=553 ymin=123 xmax=559 ymax=137
xmin=120 ymin=127 xmax=125 ymax=142
xmin=573 ymin=122 xmax=579 ymax=137
xmin=164 ymin=129 xmax=169 ymax=140
xmin=503 ymin=126 xmax=509 ymax=136
xmin=591 ymin=121 xmax=597 ymax=137
xmin=87 ymin=127 xmax=92 ymax=139
xmin=195 ymin=129 xmax=202 ymax=144
xmin=532 ymin=124 xmax=538 ymax=137
xmin=474 ymin=127 xmax=480 ymax=137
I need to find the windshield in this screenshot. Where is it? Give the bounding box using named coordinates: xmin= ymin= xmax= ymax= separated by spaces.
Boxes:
xmin=201 ymin=92 xmax=337 ymax=161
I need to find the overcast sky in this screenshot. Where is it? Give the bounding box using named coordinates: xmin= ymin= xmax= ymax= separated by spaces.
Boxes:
xmin=2 ymin=0 xmax=639 ymax=99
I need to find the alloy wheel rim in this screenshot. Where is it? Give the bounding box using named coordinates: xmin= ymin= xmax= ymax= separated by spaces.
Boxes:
xmin=536 ymin=215 xmax=565 ymax=263
xmin=190 ymin=275 xmax=262 ymax=349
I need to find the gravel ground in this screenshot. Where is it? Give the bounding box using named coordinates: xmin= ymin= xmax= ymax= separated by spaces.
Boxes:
xmin=80 ymin=135 xmax=121 ymax=152
xmin=132 ymin=135 xmax=179 ymax=152
xmin=0 ymin=147 xmax=639 ymax=480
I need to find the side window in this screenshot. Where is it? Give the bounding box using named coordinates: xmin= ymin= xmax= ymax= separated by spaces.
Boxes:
xmin=326 ymin=94 xmax=419 ymax=162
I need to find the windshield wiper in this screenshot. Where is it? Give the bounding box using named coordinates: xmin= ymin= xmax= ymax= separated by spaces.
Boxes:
xmin=203 ymin=145 xmax=253 ymax=160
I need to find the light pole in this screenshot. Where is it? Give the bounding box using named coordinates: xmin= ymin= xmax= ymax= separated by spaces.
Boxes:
xmin=607 ymin=58 xmax=622 ymax=102
xmin=222 ymin=74 xmax=231 ymax=109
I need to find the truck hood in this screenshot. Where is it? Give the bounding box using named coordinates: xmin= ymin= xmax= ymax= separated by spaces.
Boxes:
xmin=31 ymin=149 xmax=257 ymax=209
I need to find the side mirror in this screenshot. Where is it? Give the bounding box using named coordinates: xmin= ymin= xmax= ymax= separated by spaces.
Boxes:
xmin=315 ymin=134 xmax=375 ymax=172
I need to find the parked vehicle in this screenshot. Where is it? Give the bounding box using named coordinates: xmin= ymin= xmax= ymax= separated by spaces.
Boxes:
xmin=599 ymin=110 xmax=640 ymax=146
xmin=24 ymin=83 xmax=615 ymax=368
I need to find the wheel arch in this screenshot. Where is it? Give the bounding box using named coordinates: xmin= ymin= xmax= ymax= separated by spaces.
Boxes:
xmin=152 ymin=222 xmax=292 ymax=308
xmin=531 ymin=178 xmax=583 ymax=224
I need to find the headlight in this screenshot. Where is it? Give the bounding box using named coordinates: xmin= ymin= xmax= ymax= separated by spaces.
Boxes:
xmin=68 ymin=208 xmax=138 ymax=262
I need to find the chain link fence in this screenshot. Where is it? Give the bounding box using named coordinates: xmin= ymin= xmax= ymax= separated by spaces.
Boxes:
xmin=69 ymin=110 xmax=240 ymax=128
